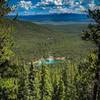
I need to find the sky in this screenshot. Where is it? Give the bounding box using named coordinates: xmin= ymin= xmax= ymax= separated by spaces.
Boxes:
xmin=9 ymin=0 xmax=100 ymax=15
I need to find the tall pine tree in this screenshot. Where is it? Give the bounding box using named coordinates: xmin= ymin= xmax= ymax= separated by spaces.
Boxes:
xmin=58 ymin=76 xmax=65 ymax=100
xmin=0 ymin=0 xmax=14 ymax=67
xmin=82 ymin=9 xmax=100 ymax=100
xmin=40 ymin=65 xmax=52 ymax=100
xmin=0 ymin=0 xmax=18 ymax=99
xmin=17 ymin=63 xmax=29 ymax=100
xmin=28 ymin=62 xmax=40 ymax=100
xmin=62 ymin=61 xmax=77 ymax=100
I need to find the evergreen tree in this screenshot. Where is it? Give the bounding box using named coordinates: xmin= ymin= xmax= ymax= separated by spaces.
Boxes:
xmin=28 ymin=62 xmax=40 ymax=100
xmin=0 ymin=0 xmax=11 ymax=16
xmin=82 ymin=9 xmax=100 ymax=100
xmin=17 ymin=64 xmax=29 ymax=100
xmin=40 ymin=65 xmax=52 ymax=100
xmin=0 ymin=23 xmax=14 ymax=66
xmin=57 ymin=76 xmax=65 ymax=100
xmin=62 ymin=61 xmax=77 ymax=100
xmin=0 ymin=0 xmax=18 ymax=99
xmin=75 ymin=53 xmax=96 ymax=100
xmin=0 ymin=78 xmax=18 ymax=100
xmin=62 ymin=63 xmax=68 ymax=100
xmin=52 ymin=67 xmax=65 ymax=100
xmin=0 ymin=0 xmax=14 ymax=67
xmin=52 ymin=72 xmax=60 ymax=100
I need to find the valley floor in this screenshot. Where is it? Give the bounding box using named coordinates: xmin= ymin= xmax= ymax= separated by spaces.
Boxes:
xmin=13 ymin=21 xmax=95 ymax=61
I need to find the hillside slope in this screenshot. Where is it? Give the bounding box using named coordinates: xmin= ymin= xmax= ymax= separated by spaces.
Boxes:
xmin=12 ymin=21 xmax=94 ymax=60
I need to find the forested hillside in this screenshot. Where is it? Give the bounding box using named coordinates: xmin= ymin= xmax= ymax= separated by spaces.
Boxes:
xmin=12 ymin=20 xmax=94 ymax=61
xmin=0 ymin=0 xmax=100 ymax=100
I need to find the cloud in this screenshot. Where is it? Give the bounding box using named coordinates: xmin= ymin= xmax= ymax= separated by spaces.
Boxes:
xmin=43 ymin=0 xmax=63 ymax=5
xmin=34 ymin=0 xmax=63 ymax=7
xmin=79 ymin=5 xmax=86 ymax=12
xmin=15 ymin=0 xmax=100 ymax=15
xmin=48 ymin=7 xmax=73 ymax=14
xmin=19 ymin=0 xmax=33 ymax=10
xmin=88 ymin=1 xmax=96 ymax=10
xmin=54 ymin=0 xmax=63 ymax=5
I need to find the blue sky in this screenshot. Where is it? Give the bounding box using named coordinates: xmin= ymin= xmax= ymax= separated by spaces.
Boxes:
xmin=9 ymin=0 xmax=100 ymax=15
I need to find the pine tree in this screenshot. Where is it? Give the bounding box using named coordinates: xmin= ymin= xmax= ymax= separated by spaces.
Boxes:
xmin=0 ymin=23 xmax=14 ymax=66
xmin=0 ymin=78 xmax=18 ymax=100
xmin=28 ymin=62 xmax=40 ymax=100
xmin=0 ymin=1 xmax=17 ymax=99
xmin=57 ymin=76 xmax=65 ymax=100
xmin=52 ymin=72 xmax=60 ymax=100
xmin=40 ymin=65 xmax=52 ymax=100
xmin=62 ymin=61 xmax=77 ymax=100
xmin=17 ymin=64 xmax=29 ymax=100
xmin=82 ymin=9 xmax=100 ymax=100
xmin=0 ymin=0 xmax=14 ymax=67
xmin=52 ymin=67 xmax=65 ymax=100
xmin=75 ymin=54 xmax=96 ymax=100
xmin=0 ymin=0 xmax=11 ymax=16
xmin=61 ymin=63 xmax=68 ymax=100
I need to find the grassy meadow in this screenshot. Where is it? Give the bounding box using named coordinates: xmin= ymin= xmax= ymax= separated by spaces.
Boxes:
xmin=13 ymin=21 xmax=94 ymax=61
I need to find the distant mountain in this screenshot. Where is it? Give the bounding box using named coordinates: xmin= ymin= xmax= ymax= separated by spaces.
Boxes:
xmin=8 ymin=13 xmax=93 ymax=22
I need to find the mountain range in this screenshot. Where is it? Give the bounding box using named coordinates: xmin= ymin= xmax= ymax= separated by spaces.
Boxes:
xmin=8 ymin=13 xmax=93 ymax=23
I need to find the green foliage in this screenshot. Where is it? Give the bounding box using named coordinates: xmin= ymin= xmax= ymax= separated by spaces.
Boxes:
xmin=52 ymin=73 xmax=59 ymax=100
xmin=28 ymin=62 xmax=40 ymax=100
xmin=52 ymin=74 xmax=65 ymax=100
xmin=40 ymin=65 xmax=53 ymax=100
xmin=13 ymin=20 xmax=93 ymax=61
xmin=0 ymin=21 xmax=14 ymax=65
xmin=0 ymin=2 xmax=100 ymax=100
xmin=88 ymin=10 xmax=100 ymax=24
xmin=0 ymin=78 xmax=18 ymax=100
xmin=0 ymin=0 xmax=11 ymax=16
xmin=82 ymin=10 xmax=100 ymax=46
xmin=82 ymin=9 xmax=100 ymax=100
xmin=61 ymin=61 xmax=77 ymax=100
xmin=0 ymin=56 xmax=97 ymax=100
xmin=17 ymin=64 xmax=29 ymax=100
xmin=57 ymin=77 xmax=65 ymax=100
xmin=0 ymin=1 xmax=17 ymax=99
xmin=75 ymin=53 xmax=96 ymax=100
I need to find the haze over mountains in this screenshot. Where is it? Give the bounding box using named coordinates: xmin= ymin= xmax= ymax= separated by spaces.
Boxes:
xmin=9 ymin=13 xmax=91 ymax=23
